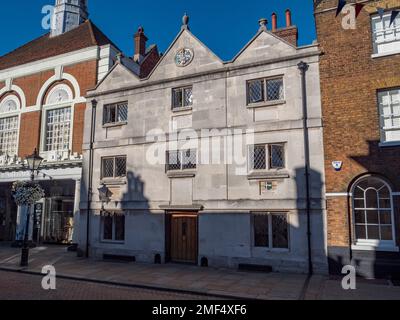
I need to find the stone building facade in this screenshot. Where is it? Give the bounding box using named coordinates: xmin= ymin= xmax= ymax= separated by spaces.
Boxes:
xmin=80 ymin=13 xmax=328 ymax=274
xmin=0 ymin=0 xmax=159 ymax=244
xmin=315 ymin=0 xmax=400 ymax=278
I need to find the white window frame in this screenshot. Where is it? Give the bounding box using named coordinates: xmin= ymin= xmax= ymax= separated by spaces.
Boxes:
xmin=100 ymin=213 xmax=126 ymax=243
xmin=252 ymin=212 xmax=290 ymax=251
xmin=378 ymin=88 xmax=400 ymax=145
xmin=351 ymin=176 xmax=398 ymax=252
xmin=248 ymin=143 xmax=286 ymax=173
xmin=0 ymin=95 xmax=21 ymax=159
xmin=371 ymin=12 xmax=400 ymax=57
xmin=40 ymin=84 xmax=75 ymax=156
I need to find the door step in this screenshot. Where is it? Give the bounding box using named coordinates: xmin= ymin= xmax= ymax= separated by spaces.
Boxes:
xmin=238 ymin=264 xmax=273 ymax=273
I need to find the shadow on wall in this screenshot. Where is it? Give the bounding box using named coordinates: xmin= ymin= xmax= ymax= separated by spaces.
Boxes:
xmin=294 ymin=166 xmax=325 ymax=274
xmin=327 ymin=139 xmax=400 ymax=279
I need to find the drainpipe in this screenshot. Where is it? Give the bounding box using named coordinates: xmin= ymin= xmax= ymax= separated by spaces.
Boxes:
xmin=86 ymin=99 xmax=97 ymax=258
xmin=298 ymin=61 xmax=313 ymax=276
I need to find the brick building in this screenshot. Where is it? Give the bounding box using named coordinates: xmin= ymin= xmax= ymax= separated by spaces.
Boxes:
xmin=0 ymin=0 xmax=159 ymax=244
xmin=315 ymin=0 xmax=400 ymax=278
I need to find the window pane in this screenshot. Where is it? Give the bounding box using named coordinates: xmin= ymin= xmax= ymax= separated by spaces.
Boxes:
xmin=102 ymin=158 xmax=114 ymax=178
xmin=103 ymin=216 xmax=113 ymax=240
xmin=248 ymin=80 xmax=264 ymax=104
xmin=354 ymin=210 xmax=365 ymax=224
xmin=183 ymin=87 xmax=193 ymax=107
xmin=355 ymin=225 xmax=367 ymax=240
xmin=380 ymin=211 xmax=392 ymax=224
xmin=366 ymin=210 xmax=379 ymax=224
xmin=353 ymin=199 xmax=365 ymax=209
xmin=254 ymin=214 xmax=269 ymax=247
xmin=250 ymin=145 xmax=266 ymax=170
xmin=172 ymin=88 xmax=183 ymax=109
xmin=115 ymin=215 xmax=125 ymax=241
xmin=272 ymin=214 xmax=289 ymax=249
xmin=182 ymin=149 xmax=197 ymax=170
xmin=167 ymin=151 xmax=181 ymax=171
xmin=381 ymin=226 xmax=393 ymax=241
xmin=270 ymin=144 xmax=285 ymax=169
xmin=117 ymin=103 xmax=128 ymax=122
xmin=367 ymin=225 xmax=380 ymax=240
xmin=266 ymin=79 xmax=284 ymax=101
xmin=115 ymin=157 xmax=127 ymax=177
xmin=365 ymin=189 xmax=378 ymax=208
xmin=379 ymin=198 xmax=391 ymax=209
xmin=378 ymin=89 xmax=400 ymax=142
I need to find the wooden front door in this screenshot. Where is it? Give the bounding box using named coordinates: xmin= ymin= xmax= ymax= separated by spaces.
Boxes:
xmin=169 ymin=213 xmax=198 ymax=264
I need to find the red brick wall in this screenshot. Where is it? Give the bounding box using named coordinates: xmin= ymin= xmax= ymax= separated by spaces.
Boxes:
xmin=140 ymin=47 xmax=160 ymax=78
xmin=13 ymin=70 xmax=54 ymax=107
xmin=72 ymin=102 xmax=86 ymax=154
xmin=315 ymin=0 xmax=400 ymax=247
xmin=273 ymin=26 xmax=298 ymax=47
xmin=18 ymin=111 xmax=41 ymax=158
xmin=0 ymin=59 xmax=98 ymax=157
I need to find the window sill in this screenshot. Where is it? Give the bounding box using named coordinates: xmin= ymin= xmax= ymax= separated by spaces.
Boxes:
xmin=352 ymin=243 xmax=399 ymax=252
xmin=247 ymin=171 xmax=290 ymax=180
xmin=172 ymin=106 xmax=193 ymax=113
xmin=100 ymin=240 xmax=125 ymax=245
xmin=247 ymin=100 xmax=286 ymax=109
xmin=102 ymin=121 xmax=128 ymax=129
xmin=253 ymin=246 xmax=290 ymax=253
xmin=167 ymin=171 xmax=196 ymax=179
xmin=371 ymin=50 xmax=400 ymax=59
xmin=379 ymin=141 xmax=400 ymax=148
xmin=101 ymin=178 xmax=127 ymax=186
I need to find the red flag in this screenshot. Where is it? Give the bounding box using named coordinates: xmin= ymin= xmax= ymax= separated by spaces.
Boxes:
xmin=355 ymin=3 xmax=365 ymax=18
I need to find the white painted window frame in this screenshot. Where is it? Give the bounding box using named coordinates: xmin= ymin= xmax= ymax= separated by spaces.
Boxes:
xmin=351 ymin=176 xmax=398 ymax=252
xmin=378 ymin=88 xmax=400 ymax=144
xmin=0 ymin=95 xmax=21 ymax=158
xmin=371 ymin=12 xmax=400 ymax=57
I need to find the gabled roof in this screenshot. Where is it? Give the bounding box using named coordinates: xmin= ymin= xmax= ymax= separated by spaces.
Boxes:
xmin=0 ymin=20 xmax=120 ymax=71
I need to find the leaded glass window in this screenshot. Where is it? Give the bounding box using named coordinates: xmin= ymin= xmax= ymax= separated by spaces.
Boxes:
xmin=172 ymin=86 xmax=193 ymax=110
xmin=45 ymin=107 xmax=71 ymax=151
xmin=103 ymin=102 xmax=128 ymax=125
xmin=249 ymin=144 xmax=285 ymax=171
xmin=102 ymin=214 xmax=125 ymax=242
xmin=166 ymin=149 xmax=197 ymax=171
xmin=101 ymin=156 xmax=127 ymax=179
xmin=254 ymin=212 xmax=289 ymax=249
xmin=247 ymin=77 xmax=284 ymax=105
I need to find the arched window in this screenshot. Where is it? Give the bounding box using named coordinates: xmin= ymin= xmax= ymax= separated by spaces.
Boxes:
xmin=42 ymin=84 xmax=73 ymax=153
xmin=352 ymin=176 xmax=396 ymax=249
xmin=0 ymin=95 xmax=20 ymax=157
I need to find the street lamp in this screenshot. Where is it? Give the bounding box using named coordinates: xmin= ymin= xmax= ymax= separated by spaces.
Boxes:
xmin=20 ymin=148 xmax=43 ymax=267
xmin=98 ymin=184 xmax=110 ymax=211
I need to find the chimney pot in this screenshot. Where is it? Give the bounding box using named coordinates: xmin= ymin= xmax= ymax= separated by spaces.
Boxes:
xmin=285 ymin=9 xmax=292 ymax=27
xmin=271 ymin=12 xmax=277 ymax=31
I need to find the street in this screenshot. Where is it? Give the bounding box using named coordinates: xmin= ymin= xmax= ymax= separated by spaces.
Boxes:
xmin=0 ymin=270 xmax=217 ymax=300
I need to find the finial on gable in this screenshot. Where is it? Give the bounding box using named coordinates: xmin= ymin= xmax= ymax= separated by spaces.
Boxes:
xmin=258 ymin=18 xmax=268 ymax=31
xmin=182 ymin=13 xmax=190 ymax=30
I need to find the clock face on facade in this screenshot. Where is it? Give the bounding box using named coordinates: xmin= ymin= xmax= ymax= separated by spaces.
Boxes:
xmin=175 ymin=48 xmax=194 ymax=67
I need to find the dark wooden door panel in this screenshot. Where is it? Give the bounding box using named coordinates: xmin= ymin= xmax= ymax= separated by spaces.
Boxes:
xmin=170 ymin=214 xmax=198 ymax=264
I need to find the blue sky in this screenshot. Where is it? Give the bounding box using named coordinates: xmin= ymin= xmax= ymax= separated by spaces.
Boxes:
xmin=0 ymin=0 xmax=316 ymax=61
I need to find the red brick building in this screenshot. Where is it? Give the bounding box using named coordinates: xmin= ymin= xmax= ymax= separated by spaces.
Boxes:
xmin=0 ymin=0 xmax=159 ymax=244
xmin=315 ymin=0 xmax=400 ymax=278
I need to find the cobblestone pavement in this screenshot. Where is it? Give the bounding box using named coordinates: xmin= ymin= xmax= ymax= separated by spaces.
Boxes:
xmin=0 ymin=270 xmax=217 ymax=300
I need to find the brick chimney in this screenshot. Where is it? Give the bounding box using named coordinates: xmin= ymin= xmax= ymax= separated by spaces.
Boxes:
xmin=134 ymin=26 xmax=148 ymax=62
xmin=272 ymin=9 xmax=298 ymax=47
